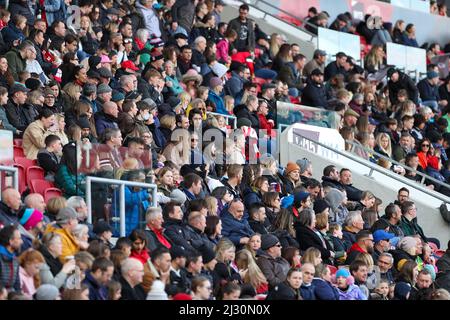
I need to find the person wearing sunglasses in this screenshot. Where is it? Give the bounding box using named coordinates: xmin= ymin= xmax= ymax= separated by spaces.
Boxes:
xmin=256 ymin=233 xmax=290 ymax=288
xmin=416 ymin=138 xmax=433 ymax=170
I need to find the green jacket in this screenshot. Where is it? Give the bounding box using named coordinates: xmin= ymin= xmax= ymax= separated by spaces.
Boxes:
xmin=399 ymin=215 xmax=426 ymax=241
xmin=55 ymin=164 xmax=86 ymax=198
xmin=5 ymin=48 xmax=26 ymax=81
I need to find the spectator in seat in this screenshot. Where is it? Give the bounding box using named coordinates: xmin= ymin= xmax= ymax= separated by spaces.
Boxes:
xmin=380 ymin=203 xmax=405 ymax=237
xmin=339 ymin=168 xmax=363 ymax=202
xmin=377 ymin=252 xmax=395 ymax=284
xmin=247 ymin=203 xmax=268 ymax=235
xmin=399 ymin=201 xmax=429 ymax=244
xmin=5 ymin=83 xmax=29 ymax=135
xmin=0 ymin=225 xmax=22 ymax=292
xmin=266 ymin=268 xmax=303 ymax=300
xmin=37 ymin=134 xmax=62 ymax=181
xmin=321 ymin=165 xmax=345 ymax=192
xmin=301 ymin=68 xmax=327 ymax=108
xmin=119 ymin=257 xmax=146 ymax=300
xmin=17 ymin=208 xmax=44 ymax=253
xmin=184 ymin=211 xmax=215 ymax=253
xmin=304 ymin=49 xmax=326 ymax=77
xmin=22 ymin=108 xmax=55 ymax=160
xmin=44 ymin=207 xmax=80 ymax=263
xmin=221 ymin=200 xmax=254 ymax=248
xmin=324 ymin=52 xmax=347 ymax=82
xmin=387 ymin=68 xmax=419 ymax=105
xmin=144 ymin=207 xmax=172 ymax=252
xmin=83 ymin=257 xmax=114 ymax=300
xmin=0 ymin=187 xmax=22 ymax=226
xmin=312 ymin=263 xmax=339 ymax=300
xmin=335 ymin=268 xmax=367 ymax=300
xmin=55 ymin=142 xmax=86 ymax=198
xmin=401 ymin=23 xmax=419 ymax=48
xmin=94 ymin=100 xmax=119 ymax=137
xmin=256 ymin=233 xmax=290 ymax=288
xmin=342 ymin=211 xmax=365 ymax=250
xmin=5 ymin=40 xmax=35 ymax=81
xmin=345 ymin=230 xmax=374 ymax=265
xmin=417 ymin=71 xmax=447 ymax=112
xmin=299 ymin=263 xmax=316 ymax=300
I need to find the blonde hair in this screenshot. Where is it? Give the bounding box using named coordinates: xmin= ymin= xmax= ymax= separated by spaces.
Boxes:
xmin=269 ymin=33 xmax=281 ymax=57
xmin=235 ymin=249 xmax=268 ymax=289
xmin=159 ymin=114 xmax=176 ymax=129
xmin=63 ymin=82 xmax=82 ymax=100
xmin=301 ymin=247 xmax=321 ymax=265
xmin=215 ymin=238 xmax=235 ymax=263
xmin=46 ymin=196 xmax=68 ymax=217
xmin=204 ymin=196 xmax=218 ymax=216
xmin=375 ymin=132 xmax=392 ymax=157
xmin=354 ymin=252 xmax=375 ymax=269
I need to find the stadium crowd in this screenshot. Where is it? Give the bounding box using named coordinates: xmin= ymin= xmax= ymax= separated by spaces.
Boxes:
xmin=0 ymin=0 xmax=450 ymax=301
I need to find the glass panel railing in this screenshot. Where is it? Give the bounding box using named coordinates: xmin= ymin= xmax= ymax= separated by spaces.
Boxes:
xmin=386 ymin=42 xmax=427 ymax=81
xmin=277 ymin=101 xmax=340 ymax=132
xmin=318 ymin=27 xmax=362 ymax=66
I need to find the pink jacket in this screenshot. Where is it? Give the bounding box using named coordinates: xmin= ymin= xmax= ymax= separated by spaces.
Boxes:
xmin=19 ymin=267 xmax=37 ymax=299
xmin=216 ymin=39 xmax=229 ymax=63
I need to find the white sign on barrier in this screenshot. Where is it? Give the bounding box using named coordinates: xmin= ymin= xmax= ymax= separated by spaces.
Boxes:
xmin=386 ymin=42 xmax=426 ymax=78
xmin=390 ymin=0 xmax=430 ymax=13
xmin=318 ymin=27 xmax=360 ymax=63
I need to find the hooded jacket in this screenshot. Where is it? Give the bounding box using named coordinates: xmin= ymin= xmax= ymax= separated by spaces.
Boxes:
xmin=312 ymin=278 xmax=340 ymax=300
xmin=44 ymin=223 xmax=80 ymax=263
xmin=136 ymin=2 xmax=161 ymax=38
xmin=256 ymin=251 xmax=290 ymax=288
xmin=0 ymin=244 xmax=21 ymax=292
xmin=337 ymin=284 xmax=367 ymax=300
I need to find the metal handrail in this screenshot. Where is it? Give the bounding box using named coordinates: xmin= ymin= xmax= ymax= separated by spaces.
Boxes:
xmin=0 ymin=165 xmax=19 ymax=201
xmin=206 ymin=111 xmax=237 ymax=129
xmin=230 ymin=0 xmax=317 ymax=41
xmin=344 ymin=139 xmax=450 ymax=190
xmin=288 ymin=130 xmax=450 ymax=204
xmin=85 ymin=176 xmax=158 ymax=237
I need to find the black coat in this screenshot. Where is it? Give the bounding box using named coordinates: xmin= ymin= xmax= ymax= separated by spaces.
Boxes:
xmin=163 ymin=218 xmax=195 ymax=253
xmin=388 ymin=72 xmax=419 ymax=105
xmin=248 ymin=219 xmax=268 ymax=235
xmin=144 ymin=228 xmax=170 ymax=253
xmin=301 ymin=81 xmax=328 ymax=108
xmin=266 ymin=281 xmax=302 ymax=300
xmin=233 ymin=104 xmax=260 ymax=131
xmin=119 ymin=276 xmax=146 ymax=300
xmin=295 ymin=224 xmax=333 ymax=263
xmin=0 ymin=201 xmax=18 ymax=226
xmin=38 ymin=245 xmax=62 ymax=276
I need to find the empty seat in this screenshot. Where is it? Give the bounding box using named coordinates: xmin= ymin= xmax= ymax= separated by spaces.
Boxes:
xmin=13 ymin=139 xmax=23 ymax=147
xmin=30 ymin=179 xmax=54 ymax=195
xmin=13 ymin=164 xmax=26 ymax=194
xmin=44 ymin=187 xmax=63 ymax=202
xmin=15 ymin=157 xmax=37 ymax=170
xmin=26 ymin=166 xmax=45 ymax=187
xmin=14 ymin=146 xmax=25 ymax=159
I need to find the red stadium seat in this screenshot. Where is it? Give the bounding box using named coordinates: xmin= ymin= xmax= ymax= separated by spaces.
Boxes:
xmin=13 ymin=139 xmax=23 ymax=147
xmin=327 ymin=265 xmax=338 ymax=276
xmin=30 ymin=179 xmax=54 ymax=195
xmin=26 ymin=166 xmax=45 ymax=187
xmin=14 ymin=146 xmax=25 ymax=159
xmin=44 ymin=187 xmax=63 ymax=202
xmin=15 ymin=157 xmax=37 ymax=170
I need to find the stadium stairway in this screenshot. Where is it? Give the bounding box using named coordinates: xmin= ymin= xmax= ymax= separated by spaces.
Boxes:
xmin=279 ymin=123 xmax=450 ymax=246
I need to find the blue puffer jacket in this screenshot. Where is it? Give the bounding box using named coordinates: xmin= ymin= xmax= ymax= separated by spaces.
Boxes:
xmin=94 ymin=111 xmax=119 ymax=137
xmin=337 ymin=284 xmax=367 ymax=300
xmin=112 ymin=186 xmax=149 ymax=236
xmin=208 ymin=90 xmax=227 ymax=115
xmin=1 ymin=24 xmax=26 ymax=48
xmin=0 ymin=245 xmax=21 ymax=292
xmin=220 ymin=209 xmax=254 ymax=246
xmin=312 ymin=278 xmax=340 ymax=300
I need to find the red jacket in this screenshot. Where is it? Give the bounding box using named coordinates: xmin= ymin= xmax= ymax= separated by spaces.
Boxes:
xmin=258 ymin=113 xmax=275 ymax=137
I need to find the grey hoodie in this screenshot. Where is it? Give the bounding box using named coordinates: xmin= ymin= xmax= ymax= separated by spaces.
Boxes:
xmin=325 ymin=188 xmax=349 ymax=225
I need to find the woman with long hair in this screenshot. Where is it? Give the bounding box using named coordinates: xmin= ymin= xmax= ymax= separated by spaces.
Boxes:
xmin=55 ymin=141 xmax=87 ymax=197
xmin=374 ymin=132 xmax=392 ymax=159
xmin=212 ymin=238 xmax=241 ymax=293
xmin=22 ymin=108 xmax=56 ymax=160
xmin=262 ymin=192 xmax=281 ymax=225
xmin=242 ymin=176 xmax=269 ymax=209
xmin=205 ymin=215 xmax=222 ymax=244
xmin=416 ymin=138 xmax=433 ymax=170
xmin=272 ymin=43 xmax=292 ymax=73
xmin=0 ymin=56 xmax=15 ymax=89
xmin=364 ymin=45 xmax=385 ymax=73
xmin=18 ymin=249 xmax=46 ymax=299
xmin=235 ymin=249 xmax=268 ymax=294
xmin=268 ymin=208 xmax=299 ymax=249
xmin=162 ymin=128 xmax=190 ymax=170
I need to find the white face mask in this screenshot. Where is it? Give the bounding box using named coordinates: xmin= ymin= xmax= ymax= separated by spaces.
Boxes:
xmin=142 ymin=113 xmax=150 ymax=120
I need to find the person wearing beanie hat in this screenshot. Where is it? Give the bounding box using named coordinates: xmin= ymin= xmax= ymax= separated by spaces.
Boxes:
xmin=208 ymin=76 xmax=226 ymax=115
xmin=88 ymin=55 xmax=102 ymax=70
xmin=292 ymin=191 xmax=311 ymax=213
xmin=97 ymin=83 xmax=113 ymax=95
xmin=257 ymin=234 xmax=290 ymax=287
xmin=25 ymin=78 xmax=42 ymax=91
xmin=93 ymin=220 xmax=113 ymax=248
xmin=282 ymin=162 xmax=301 ymax=195
xmin=18 ymin=208 xmax=45 ymax=251
xmin=45 ymin=207 xmax=80 ymax=263
xmin=172 ymin=292 xmax=193 ymax=300
xmin=417 ymin=68 xmax=446 ymax=113
xmin=236 ymin=117 xmax=252 ymax=128
xmin=296 ymin=158 xmax=313 ymax=179
xmin=34 ymin=284 xmax=61 ymax=300
xmin=146 ymin=280 xmax=168 ymax=300
xmin=111 ymin=90 xmax=125 ymax=103
xmin=393 ymin=282 xmax=411 ymax=300
xmin=83 ymin=83 xmax=97 ymax=97
xmin=335 ymin=267 xmax=367 ymax=300
xmin=313 ymin=199 xmax=330 ymax=215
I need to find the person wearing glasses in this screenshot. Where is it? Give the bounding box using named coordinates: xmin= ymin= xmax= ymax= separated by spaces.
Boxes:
xmin=256 ymin=233 xmax=290 ymax=288
xmin=191 ymin=276 xmax=212 ymax=300
xmin=345 ymin=230 xmax=374 ymax=265
xmin=416 ymin=138 xmax=433 ymax=170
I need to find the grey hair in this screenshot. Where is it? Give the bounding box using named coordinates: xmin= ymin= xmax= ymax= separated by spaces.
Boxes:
xmin=146 ymin=207 xmax=163 ymax=222
xmin=344 ymin=210 xmax=362 ymax=227
xmin=72 ymin=224 xmax=89 ymax=239
xmin=66 ymin=196 xmax=86 ymax=209
xmin=120 ymin=75 xmax=134 ymax=87
xmin=298 ymin=208 xmax=315 ymax=227
xmin=378 ymin=252 xmax=394 ymax=264
xmin=136 ymin=28 xmax=149 ymax=43
xmin=419 ymin=106 xmax=433 ymax=116
xmin=121 ymin=258 xmax=143 ymax=276
xmin=163 ymin=60 xmax=174 ymax=68
xmin=194 ymin=36 xmax=207 ymax=46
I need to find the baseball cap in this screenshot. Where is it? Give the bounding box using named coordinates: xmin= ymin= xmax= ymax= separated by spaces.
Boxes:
xmin=314 ymin=49 xmax=327 ymax=57
xmin=311 ymin=68 xmax=324 ymax=76
xmin=373 ymin=230 xmax=395 ymax=243
xmin=121 ymin=60 xmax=140 ymax=71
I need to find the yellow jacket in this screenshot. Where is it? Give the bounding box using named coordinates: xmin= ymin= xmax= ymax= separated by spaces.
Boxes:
xmin=45 ymin=223 xmax=80 ymax=264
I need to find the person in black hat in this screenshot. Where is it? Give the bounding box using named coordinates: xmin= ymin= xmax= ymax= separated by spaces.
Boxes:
xmin=5 ymin=84 xmax=30 ymax=136
xmin=301 ymin=68 xmax=328 ymax=109
xmin=258 ymin=82 xmax=277 ymax=119
xmin=93 ymin=220 xmax=114 ymax=249
xmin=167 ymin=245 xmax=190 ymax=295
xmin=77 ymin=115 xmax=97 ymax=143
xmin=256 ymin=233 xmax=290 ymax=288
xmin=88 ymin=55 xmax=102 ymax=70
